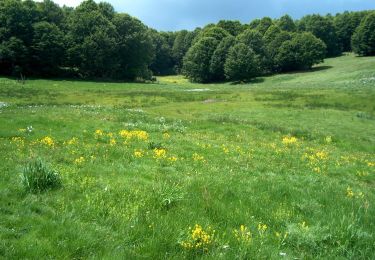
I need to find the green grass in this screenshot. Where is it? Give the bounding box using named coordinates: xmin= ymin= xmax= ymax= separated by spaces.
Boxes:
xmin=0 ymin=53 xmax=374 ymax=259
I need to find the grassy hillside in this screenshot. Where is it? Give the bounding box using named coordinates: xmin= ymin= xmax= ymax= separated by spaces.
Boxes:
xmin=0 ymin=54 xmax=374 ymax=258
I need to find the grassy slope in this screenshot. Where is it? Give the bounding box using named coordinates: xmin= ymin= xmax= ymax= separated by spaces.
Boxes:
xmin=0 ymin=54 xmax=374 ymax=259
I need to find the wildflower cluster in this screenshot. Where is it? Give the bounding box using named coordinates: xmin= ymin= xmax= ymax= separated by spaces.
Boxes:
xmin=282 ymin=136 xmax=298 ymax=145
xmin=346 ymin=187 xmax=364 ymax=199
xmin=233 ymin=225 xmax=252 ymax=243
xmin=94 ymin=129 xmax=104 ymax=138
xmin=181 ymin=224 xmax=215 ymax=252
xmin=11 ymin=137 xmax=25 ymax=147
xmin=40 ymin=136 xmax=55 ymax=147
xmin=65 ymin=137 xmax=78 ymax=145
xmin=119 ymin=130 xmax=149 ymax=141
xmin=153 ymin=148 xmax=166 ymax=159
xmin=257 ymin=222 xmax=268 ymax=237
xmin=74 ymin=156 xmax=85 ymax=165
xmin=302 ymin=149 xmax=329 ymax=173
xmin=192 ymin=153 xmax=205 ymax=162
xmin=133 ymin=149 xmax=144 ymax=158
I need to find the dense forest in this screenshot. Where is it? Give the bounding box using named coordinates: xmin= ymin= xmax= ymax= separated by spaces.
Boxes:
xmin=0 ymin=0 xmax=374 ymax=82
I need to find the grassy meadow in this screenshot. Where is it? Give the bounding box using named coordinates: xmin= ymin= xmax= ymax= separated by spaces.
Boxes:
xmin=0 ymin=54 xmax=375 ymax=259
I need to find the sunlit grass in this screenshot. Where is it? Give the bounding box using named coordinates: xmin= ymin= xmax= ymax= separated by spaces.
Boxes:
xmin=0 ymin=54 xmax=374 ymax=259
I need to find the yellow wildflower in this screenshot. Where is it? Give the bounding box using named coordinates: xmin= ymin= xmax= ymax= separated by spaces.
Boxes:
xmin=192 ymin=153 xmax=205 ymax=162
xmin=94 ymin=129 xmax=104 ymax=138
xmin=134 ymin=150 xmax=144 ymax=158
xmin=222 ymin=145 xmax=229 ymax=154
xmin=153 ymin=148 xmax=166 ymax=159
xmin=257 ymin=223 xmax=268 ymax=233
xmin=168 ymin=156 xmax=178 ymax=162
xmin=282 ymin=136 xmax=298 ymax=145
xmin=109 ymin=138 xmax=116 ymax=146
xmin=233 ymin=225 xmax=252 ymax=243
xmin=346 ymin=187 xmax=354 ymax=198
xmin=119 ymin=130 xmax=148 ymax=141
xmin=163 ymin=132 xmax=170 ymax=139
xmin=181 ymin=224 xmax=215 ymax=251
xmin=66 ymin=137 xmax=78 ymax=145
xmin=40 ymin=136 xmax=55 ymax=147
xmin=74 ymin=156 xmax=85 ymax=165
xmin=299 ymin=221 xmax=309 ymax=231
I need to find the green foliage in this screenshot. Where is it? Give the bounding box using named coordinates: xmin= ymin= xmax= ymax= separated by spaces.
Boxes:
xmin=217 ymin=20 xmax=245 ymax=36
xmin=182 ymin=37 xmax=219 ymax=83
xmin=31 ymin=21 xmax=64 ymax=75
xmin=195 ymin=26 xmax=230 ymax=42
xmin=150 ymin=30 xmax=174 ymax=75
xmin=224 ymin=43 xmax=261 ymax=81
xmin=255 ymin=17 xmax=274 ymax=35
xmin=277 ymin=14 xmax=296 ymax=32
xmin=112 ymin=13 xmax=154 ymax=80
xmin=275 ymin=32 xmax=326 ymax=71
xmin=209 ymin=36 xmax=235 ymax=80
xmin=22 ymin=159 xmax=61 ymax=192
xmin=172 ymin=30 xmax=199 ymax=73
xmin=298 ymin=14 xmax=341 ymax=57
xmin=334 ymin=11 xmax=366 ymax=52
xmin=0 ymin=0 xmax=373 ymax=82
xmin=351 ymin=12 xmax=375 ymax=56
xmin=237 ymin=29 xmax=269 ymax=72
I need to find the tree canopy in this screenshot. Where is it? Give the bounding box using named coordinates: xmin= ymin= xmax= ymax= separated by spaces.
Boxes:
xmin=0 ymin=0 xmax=373 ymax=81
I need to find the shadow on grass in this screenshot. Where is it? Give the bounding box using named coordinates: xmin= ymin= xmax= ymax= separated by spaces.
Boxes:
xmin=229 ymin=78 xmax=265 ymax=85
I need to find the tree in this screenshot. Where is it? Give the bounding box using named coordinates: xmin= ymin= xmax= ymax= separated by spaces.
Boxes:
xmin=149 ymin=30 xmax=174 ymax=75
xmin=66 ymin=0 xmax=118 ymax=77
xmin=182 ymin=37 xmax=219 ymax=83
xmin=195 ymin=26 xmax=230 ymax=42
xmin=334 ymin=11 xmax=365 ymax=52
xmin=30 ymin=21 xmax=65 ymax=75
xmin=172 ymin=30 xmax=198 ymax=73
xmin=275 ymin=32 xmax=326 ymax=71
xmin=298 ymin=14 xmax=341 ymax=57
xmin=217 ymin=20 xmax=245 ymax=36
xmin=256 ymin=17 xmax=274 ymax=35
xmin=224 ymin=43 xmax=261 ymax=81
xmin=277 ymin=15 xmax=296 ymax=32
xmin=37 ymin=0 xmax=64 ymax=26
xmin=0 ymin=36 xmax=28 ymax=75
xmin=237 ymin=29 xmax=269 ymax=72
xmin=209 ymin=36 xmax=235 ymax=81
xmin=112 ymin=13 xmax=154 ymax=79
xmin=351 ymin=12 xmax=375 ymax=56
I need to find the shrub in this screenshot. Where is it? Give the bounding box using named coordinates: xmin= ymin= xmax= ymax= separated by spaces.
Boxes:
xmin=21 ymin=159 xmax=61 ymax=192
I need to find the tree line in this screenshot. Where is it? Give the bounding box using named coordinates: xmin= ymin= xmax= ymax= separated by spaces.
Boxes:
xmin=0 ymin=0 xmax=374 ymax=82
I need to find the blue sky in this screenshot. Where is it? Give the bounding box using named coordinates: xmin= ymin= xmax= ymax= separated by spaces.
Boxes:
xmin=53 ymin=0 xmax=375 ymax=31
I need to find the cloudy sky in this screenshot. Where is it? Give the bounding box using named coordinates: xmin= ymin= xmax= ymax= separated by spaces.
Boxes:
xmin=52 ymin=0 xmax=375 ymax=31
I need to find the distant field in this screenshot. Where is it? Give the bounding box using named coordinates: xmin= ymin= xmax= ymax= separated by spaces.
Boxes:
xmin=0 ymin=54 xmax=374 ymax=259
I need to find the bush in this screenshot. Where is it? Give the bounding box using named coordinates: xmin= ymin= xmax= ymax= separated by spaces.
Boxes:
xmin=21 ymin=159 xmax=61 ymax=192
